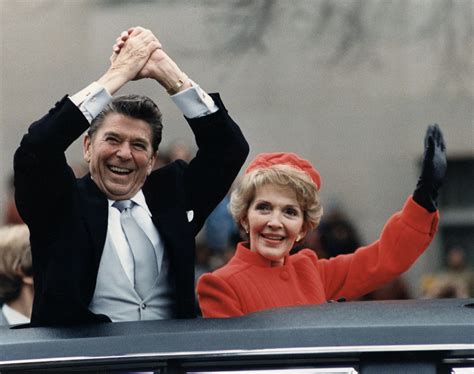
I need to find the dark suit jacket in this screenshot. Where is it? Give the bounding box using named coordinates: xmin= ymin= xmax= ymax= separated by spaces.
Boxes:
xmin=14 ymin=93 xmax=248 ymax=326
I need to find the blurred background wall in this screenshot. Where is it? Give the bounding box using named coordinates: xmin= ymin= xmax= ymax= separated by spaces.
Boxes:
xmin=1 ymin=0 xmax=473 ymax=296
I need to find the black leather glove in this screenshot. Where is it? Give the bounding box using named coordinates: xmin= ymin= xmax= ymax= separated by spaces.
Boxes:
xmin=413 ymin=124 xmax=447 ymax=212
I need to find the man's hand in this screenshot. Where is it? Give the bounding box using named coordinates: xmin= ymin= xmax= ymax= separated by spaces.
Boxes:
xmin=98 ymin=27 xmax=161 ymax=95
xmin=413 ymin=124 xmax=447 ymax=212
xmin=111 ymin=27 xmax=166 ymax=80
xmin=112 ymin=28 xmax=192 ymax=94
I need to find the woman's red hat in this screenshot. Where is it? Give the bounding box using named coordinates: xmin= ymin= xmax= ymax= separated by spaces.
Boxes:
xmin=245 ymin=152 xmax=321 ymax=190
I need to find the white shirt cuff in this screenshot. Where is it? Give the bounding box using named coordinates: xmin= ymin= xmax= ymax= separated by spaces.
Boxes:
xmin=171 ymin=81 xmax=218 ymax=118
xmin=69 ymin=82 xmax=112 ymax=123
xmin=69 ymin=80 xmax=217 ymax=122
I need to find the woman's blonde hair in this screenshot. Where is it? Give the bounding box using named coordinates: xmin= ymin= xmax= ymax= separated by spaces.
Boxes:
xmin=0 ymin=224 xmax=32 ymax=302
xmin=229 ymin=165 xmax=323 ymax=235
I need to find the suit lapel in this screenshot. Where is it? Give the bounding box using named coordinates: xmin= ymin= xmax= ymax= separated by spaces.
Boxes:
xmin=77 ymin=174 xmax=108 ymax=268
xmin=143 ymin=169 xmax=193 ymax=255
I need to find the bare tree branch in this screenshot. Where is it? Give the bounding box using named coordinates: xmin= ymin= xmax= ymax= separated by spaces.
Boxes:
xmin=207 ymin=0 xmax=472 ymax=93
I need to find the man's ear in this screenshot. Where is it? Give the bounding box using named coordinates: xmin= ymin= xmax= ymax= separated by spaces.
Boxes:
xmin=83 ymin=134 xmax=91 ymax=163
xmin=147 ymin=151 xmax=158 ymax=175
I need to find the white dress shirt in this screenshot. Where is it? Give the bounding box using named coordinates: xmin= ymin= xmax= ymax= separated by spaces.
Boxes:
xmin=2 ymin=303 xmax=30 ymax=325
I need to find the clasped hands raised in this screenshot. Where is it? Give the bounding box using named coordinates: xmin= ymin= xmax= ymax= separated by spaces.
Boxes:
xmin=103 ymin=26 xmax=188 ymax=94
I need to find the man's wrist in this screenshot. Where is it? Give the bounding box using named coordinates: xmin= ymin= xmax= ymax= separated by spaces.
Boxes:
xmin=97 ymin=68 xmax=130 ymax=96
xmin=166 ymin=73 xmax=190 ymax=95
xmin=158 ymin=71 xmax=192 ymax=95
xmin=147 ymin=55 xmax=192 ymax=94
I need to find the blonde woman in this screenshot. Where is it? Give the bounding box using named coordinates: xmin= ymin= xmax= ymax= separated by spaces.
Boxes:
xmin=197 ymin=125 xmax=446 ymax=318
xmin=0 ymin=224 xmax=33 ymax=325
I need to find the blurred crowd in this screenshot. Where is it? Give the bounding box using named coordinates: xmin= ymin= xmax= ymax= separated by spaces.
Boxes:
xmin=1 ymin=139 xmax=473 ymax=325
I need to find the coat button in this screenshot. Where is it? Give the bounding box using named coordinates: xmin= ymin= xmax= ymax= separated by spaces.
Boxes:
xmin=280 ymin=270 xmax=289 ymax=280
xmin=140 ymin=303 xmax=146 ymax=310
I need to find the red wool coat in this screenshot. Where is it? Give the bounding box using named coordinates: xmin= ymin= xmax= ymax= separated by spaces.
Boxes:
xmin=197 ymin=197 xmax=439 ymax=318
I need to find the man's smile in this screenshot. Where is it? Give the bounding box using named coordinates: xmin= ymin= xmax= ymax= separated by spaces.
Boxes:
xmin=108 ymin=165 xmax=133 ymax=175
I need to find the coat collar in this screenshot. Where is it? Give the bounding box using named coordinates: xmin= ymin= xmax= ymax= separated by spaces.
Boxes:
xmin=77 ymin=174 xmax=108 ymax=264
xmin=234 ymin=242 xmax=291 ymax=268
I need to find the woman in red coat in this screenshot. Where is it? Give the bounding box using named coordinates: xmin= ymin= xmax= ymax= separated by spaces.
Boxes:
xmin=197 ymin=125 xmax=446 ymax=318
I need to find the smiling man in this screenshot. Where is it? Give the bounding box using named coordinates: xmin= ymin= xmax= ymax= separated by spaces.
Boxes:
xmin=83 ymin=98 xmax=160 ymax=201
xmin=14 ymin=27 xmax=248 ymax=326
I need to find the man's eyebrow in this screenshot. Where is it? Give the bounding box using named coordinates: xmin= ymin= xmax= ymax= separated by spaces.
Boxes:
xmin=102 ymin=131 xmax=150 ymax=144
xmin=103 ymin=131 xmax=120 ymax=138
xmin=131 ymin=137 xmax=151 ymax=145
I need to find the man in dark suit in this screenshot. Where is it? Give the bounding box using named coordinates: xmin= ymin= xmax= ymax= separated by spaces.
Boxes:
xmin=14 ymin=27 xmax=248 ymax=326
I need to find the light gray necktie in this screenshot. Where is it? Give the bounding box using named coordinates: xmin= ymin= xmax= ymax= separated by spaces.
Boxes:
xmin=113 ymin=200 xmax=159 ymax=299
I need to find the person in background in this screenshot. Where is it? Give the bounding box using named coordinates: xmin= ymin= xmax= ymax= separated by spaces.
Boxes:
xmin=421 ymin=245 xmax=473 ymax=298
xmin=14 ymin=27 xmax=248 ymax=326
xmin=317 ymin=206 xmax=361 ymax=257
xmin=0 ymin=224 xmax=33 ymax=326
xmin=197 ymin=125 xmax=446 ymax=317
xmin=293 ymin=201 xmax=361 ymax=260
xmin=4 ymin=175 xmax=23 ymax=225
xmin=359 ymin=277 xmax=412 ymax=301
xmin=204 ymin=193 xmax=240 ymax=255
xmin=167 ymin=139 xmax=193 ymax=163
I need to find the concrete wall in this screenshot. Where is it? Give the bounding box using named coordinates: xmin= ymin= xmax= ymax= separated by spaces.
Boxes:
xmin=1 ymin=0 xmax=473 ymax=295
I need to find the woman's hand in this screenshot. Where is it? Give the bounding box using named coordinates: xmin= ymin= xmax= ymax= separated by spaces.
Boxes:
xmin=413 ymin=124 xmax=447 ymax=212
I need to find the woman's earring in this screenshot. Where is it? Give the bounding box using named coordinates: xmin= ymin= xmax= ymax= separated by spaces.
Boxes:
xmin=296 ymin=235 xmax=302 ymax=242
